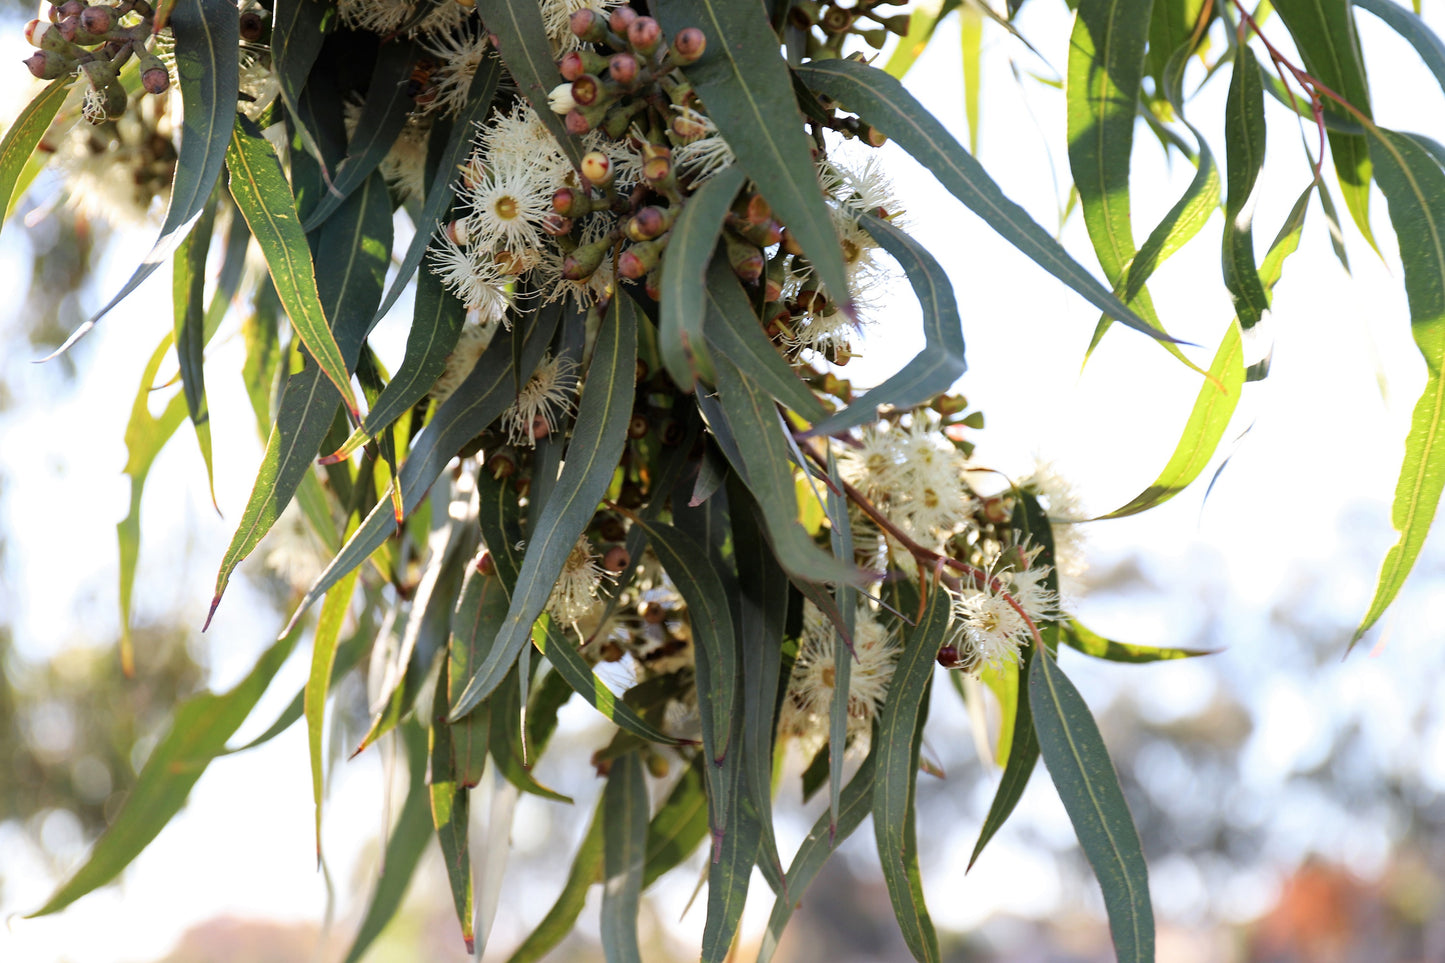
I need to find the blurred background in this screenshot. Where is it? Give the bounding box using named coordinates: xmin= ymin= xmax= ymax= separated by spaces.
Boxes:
xmin=2 ymin=2 xmax=1445 ymax=961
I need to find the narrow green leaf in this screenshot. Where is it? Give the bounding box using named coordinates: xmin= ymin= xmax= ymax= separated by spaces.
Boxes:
xmin=1147 ymin=0 xmax=1210 ymax=88
xmin=449 ymin=297 xmax=638 ymax=722
xmin=172 ymin=193 xmax=219 ymax=505
xmin=873 ymin=588 xmax=948 ymax=963
xmin=118 ymin=335 xmax=189 ymax=673
xmin=489 ymin=662 xmax=573 ymax=803
xmin=271 ymin=0 xmax=333 ymax=170
xmin=356 ymin=255 xmax=468 ymax=443
xmin=600 ymin=753 xmax=648 ymax=963
xmin=1061 ymin=618 xmax=1215 ymax=662
xmin=1357 ymin=0 xmax=1445 ymax=100
xmin=883 ymin=3 xmax=945 ymax=80
xmin=961 ymin=5 xmax=983 ymax=156
xmin=703 ymin=750 xmax=759 ymax=963
xmin=305 ymin=528 xmax=360 ymax=860
xmin=1100 ymin=319 xmax=1244 ymax=518
xmin=711 ymin=354 xmax=858 ymax=586
xmin=448 ymin=558 xmax=502 ymax=788
xmin=429 ymin=661 xmax=475 ymax=955
xmin=968 ymin=646 xmax=1039 ymax=869
xmin=506 ymin=799 xmax=604 ymax=963
xmin=1222 ymin=46 xmax=1272 ymax=329
xmin=301 ymin=38 xmax=420 ymax=231
xmin=281 ymin=304 xmax=559 ymax=634
xmin=659 ymin=166 xmax=745 ymax=390
xmin=654 ymin=0 xmax=853 ymax=309
xmin=210 ymin=174 xmax=391 ymax=623
xmin=811 ymin=214 xmax=966 ymax=435
xmin=29 ymin=626 xmax=300 ymax=916
xmin=795 ymin=59 xmax=1169 ymax=342
xmin=52 ymin=0 xmax=237 ymax=354
xmin=227 ymin=115 xmax=359 ymax=418
xmin=701 ymin=258 xmax=826 ymax=420
xmin=342 ymin=723 xmax=434 ymax=963
xmin=757 ymin=754 xmax=876 ymax=963
xmin=1355 ymin=128 xmax=1445 ymax=643
xmin=643 ymin=755 xmax=709 ymax=888
xmin=1030 ymin=648 xmax=1154 ymax=963
xmin=0 ymin=77 xmax=70 ymax=238
xmin=373 ymin=54 xmax=502 ymax=326
xmin=474 ymin=0 xmax=585 ymax=169
xmin=1272 ymin=0 xmax=1376 ymax=246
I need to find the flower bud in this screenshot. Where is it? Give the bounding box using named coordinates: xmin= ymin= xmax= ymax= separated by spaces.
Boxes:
xmin=552 ymin=187 xmax=590 ymax=217
xmin=443 ymin=218 xmax=470 ymax=246
xmin=726 ymin=212 xmax=781 ymax=247
xmin=670 ymin=27 xmax=706 ymax=64
xmin=607 ymin=51 xmax=638 ymax=86
xmin=541 ymin=213 xmax=573 ymax=236
xmin=626 ymin=414 xmax=649 ymax=439
xmin=617 ymin=236 xmax=666 ymax=279
xmin=23 ymin=49 xmax=68 ymax=79
xmin=78 ymin=4 xmax=113 ymax=35
xmin=490 ymin=447 xmax=517 ymax=478
xmin=570 ymin=73 xmax=602 ymax=107
xmin=239 ymin=9 xmax=269 ymax=41
xmin=602 ymin=545 xmax=631 ymax=571
xmin=859 ymin=28 xmax=888 ymax=49
xmin=564 ymin=104 xmax=606 ymax=134
xmin=580 ymin=149 xmax=612 ymax=185
xmin=724 ymin=233 xmax=764 ymax=283
xmin=570 ymin=8 xmax=608 ymax=43
xmin=475 ymin=550 xmax=495 ymax=575
xmin=641 ymin=145 xmax=672 ymax=185
xmin=878 ymin=13 xmax=911 ymax=34
xmin=142 ymin=64 xmax=169 ymax=94
xmin=597 ymin=514 xmax=627 ymax=541
xmin=57 ymin=0 xmax=85 ymax=19
xmin=24 ymin=18 xmax=51 ymax=47
xmin=558 ymin=48 xmax=608 ymax=81
xmin=562 ymin=233 xmax=613 ymax=280
xmin=645 ymin=752 xmax=670 ymax=778
xmin=820 ymin=7 xmax=854 ymax=32
xmin=780 ymin=228 xmax=805 ymax=257
xmin=79 ymin=56 xmax=118 ymax=91
xmin=624 ymin=205 xmax=673 ymax=242
xmin=547 ymin=81 xmax=577 ymax=114
xmin=626 ymin=16 xmax=661 ymax=56
xmin=609 ymin=5 xmax=637 ymax=36
xmin=528 ymin=413 xmax=550 ymax=440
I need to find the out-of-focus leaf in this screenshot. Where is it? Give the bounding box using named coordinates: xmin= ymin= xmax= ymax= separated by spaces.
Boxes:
xmin=1030 ymin=649 xmax=1154 ymax=963
xmin=305 ymin=517 xmax=360 ymax=859
xmin=281 ymin=304 xmax=558 ymax=633
xmin=28 ymin=626 xmax=300 ymax=916
xmin=1357 ymin=0 xmax=1445 ymax=99
xmin=659 ymin=166 xmax=744 ymax=390
xmin=655 ymin=0 xmax=851 ymax=309
xmin=811 ymin=214 xmax=966 ymax=435
xmin=824 ymin=452 xmax=855 ymax=840
xmin=226 ymin=115 xmax=358 ymax=417
xmin=172 ymin=194 xmax=219 ymax=505
xmin=883 ymin=0 xmax=945 ymax=79
xmin=117 ymin=336 xmax=189 ymax=674
xmin=873 ymin=587 xmax=947 ymax=963
xmin=1355 ymin=128 xmax=1445 ymax=644
xmin=474 ymin=0 xmax=584 ymax=169
xmin=1272 ymin=0 xmax=1376 ymax=246
xmin=1099 ymin=319 xmax=1243 ymax=518
xmin=1147 ymin=0 xmax=1210 ymax=88
xmin=711 ymin=355 xmax=858 ymax=586
xmin=796 ymin=59 xmax=1168 ymax=342
xmin=757 ymin=754 xmax=876 ymax=963
xmin=702 ymin=258 xmax=826 ymax=420
xmin=341 ymin=724 xmax=434 ymax=963
xmin=50 ymin=0 xmax=237 ymax=355
xmin=429 ymin=662 xmax=475 ymax=955
xmin=506 ymin=799 xmax=604 ymax=963
xmin=703 ymin=747 xmax=759 ymax=963
xmin=961 ymin=5 xmax=983 ymax=155
xmin=489 ymin=661 xmax=572 ymax=803
xmin=600 ymin=753 xmax=648 ymax=963
xmin=1061 ymin=619 xmax=1216 ymax=662
xmin=643 ymin=757 xmax=709 ymax=887
xmin=968 ymin=647 xmax=1038 ymax=869
xmin=0 ymin=77 xmax=70 ymax=237
xmin=372 ymin=52 xmax=503 ymax=326
xmin=301 ymin=38 xmax=419 ymax=230
xmin=1222 ymin=46 xmax=1272 ymax=329
xmin=449 ymin=558 xmax=502 ymax=788
xmin=449 ymin=297 xmax=637 ymax=721
xmin=210 ymin=173 xmax=391 ymax=625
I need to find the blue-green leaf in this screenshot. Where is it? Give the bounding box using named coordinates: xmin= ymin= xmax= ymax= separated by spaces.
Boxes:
xmin=660 ymin=166 xmax=745 ymax=390
xmin=600 ymin=753 xmax=648 ymax=963
xmin=474 ymin=0 xmax=585 ymax=169
xmin=0 ymin=77 xmax=71 ymax=238
xmin=1061 ymin=619 xmax=1215 ymax=663
xmin=1223 ymin=46 xmax=1272 ymax=329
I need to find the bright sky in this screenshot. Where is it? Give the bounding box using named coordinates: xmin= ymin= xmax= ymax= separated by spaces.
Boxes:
xmin=5 ymin=4 xmax=1445 ymax=961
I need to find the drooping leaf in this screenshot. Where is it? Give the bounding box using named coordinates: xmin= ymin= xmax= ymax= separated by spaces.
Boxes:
xmin=448 ymin=556 xmax=503 ymax=787
xmin=794 ymin=59 xmax=1168 ymax=342
xmin=710 ymin=354 xmax=858 ymax=586
xmin=489 ymin=661 xmax=573 ymax=803
xmin=1061 ymin=618 xmax=1216 ymax=662
xmin=117 ymin=335 xmax=189 ymax=675
xmin=1100 ymin=319 xmax=1244 ymax=518
xmin=305 ymin=517 xmax=361 ymax=860
xmin=659 ymin=166 xmax=745 ymax=390
xmin=226 ymin=115 xmax=359 ymax=417
xmin=1029 ymin=649 xmax=1154 ymax=963
xmin=341 ymin=724 xmax=435 ymax=963
xmin=506 ymin=799 xmax=604 ymax=963
xmin=961 ymin=4 xmax=983 ymax=155
xmin=1355 ymin=128 xmax=1445 ymax=644
xmin=210 ymin=173 xmax=391 ymax=624
xmin=172 ymin=192 xmax=219 ymax=505
xmin=600 ymin=753 xmax=648 ymax=963
xmin=811 ymin=213 xmax=966 ymax=435
xmin=1272 ymin=0 xmax=1376 ymax=246
xmin=968 ymin=645 xmax=1039 ymax=869
xmin=701 ymin=258 xmax=826 ymax=420
xmin=1222 ymin=45 xmax=1272 ymax=329
xmin=50 ymin=0 xmax=237 ymax=355
xmin=824 ymin=451 xmax=856 ymax=841
xmin=449 ymin=297 xmax=637 ymax=721
xmin=757 ymin=754 xmax=876 ymax=963
xmin=474 ymin=0 xmax=585 ymax=169
xmin=654 ymin=0 xmax=852 ymax=309
xmin=271 ymin=0 xmax=333 ymax=170
xmin=301 ymin=37 xmax=420 ymax=231
xmin=29 ymin=626 xmax=300 ymax=916
xmin=873 ymin=586 xmax=948 ymax=963
xmin=1356 ymin=0 xmax=1445 ymax=99
xmin=702 ymin=749 xmax=759 ymax=963
xmin=428 ymin=662 xmax=475 ymax=955
xmin=0 ymin=77 xmax=71 ymax=239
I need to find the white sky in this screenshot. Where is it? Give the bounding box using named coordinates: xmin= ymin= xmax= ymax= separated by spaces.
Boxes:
xmin=5 ymin=3 xmax=1445 ymax=961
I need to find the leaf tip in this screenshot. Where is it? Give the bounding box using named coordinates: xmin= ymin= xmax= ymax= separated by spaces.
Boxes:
xmin=202 ymin=593 xmax=222 ymax=632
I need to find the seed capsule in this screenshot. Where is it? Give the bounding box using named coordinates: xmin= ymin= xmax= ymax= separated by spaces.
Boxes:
xmin=79 ymin=4 xmax=113 ymax=34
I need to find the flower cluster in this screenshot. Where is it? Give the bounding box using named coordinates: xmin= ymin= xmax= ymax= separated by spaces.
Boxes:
xmin=778 ymin=601 xmax=900 ymax=756
xmin=24 ymin=1 xmax=170 ymax=124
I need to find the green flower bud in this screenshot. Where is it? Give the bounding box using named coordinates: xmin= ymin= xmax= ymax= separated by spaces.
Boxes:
xmin=625 ymin=205 xmax=675 ymax=242
xmin=562 ymin=232 xmax=614 ymax=280
xmin=23 ymin=49 xmax=69 ymax=80
xmin=669 ymin=27 xmax=706 ymax=65
xmin=617 ymin=235 xmax=667 ymax=279
xmin=625 ymin=16 xmax=661 ymax=57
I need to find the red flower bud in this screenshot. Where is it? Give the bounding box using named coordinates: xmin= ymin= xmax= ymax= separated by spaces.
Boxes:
xmin=141 ymin=65 xmax=169 ymax=95
xmin=239 ymin=9 xmax=267 ymax=41
xmin=671 ymin=27 xmax=706 ymax=64
xmin=570 ymin=8 xmax=607 ymax=43
xmin=609 ymin=5 xmax=638 ymax=36
xmin=602 ymin=545 xmax=631 ymax=572
xmin=23 ymin=50 xmax=66 ymax=80
xmin=607 ymin=52 xmax=638 ymax=86
xmin=580 ymin=149 xmax=612 ymax=185
xmin=564 ymin=108 xmax=593 ymax=135
xmin=558 ymin=50 xmax=587 ymax=81
xmin=626 ymin=16 xmax=661 ymax=56
xmin=78 ymin=4 xmax=113 ymax=35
